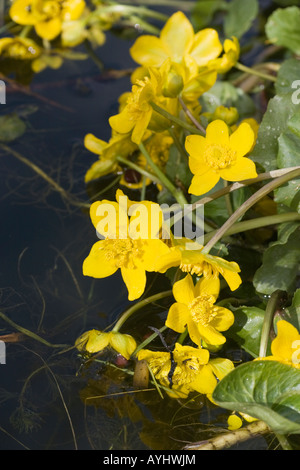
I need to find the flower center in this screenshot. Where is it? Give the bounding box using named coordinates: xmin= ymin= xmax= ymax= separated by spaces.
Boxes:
xmin=204 ymin=144 xmax=237 ymax=171
xmin=188 ymin=294 xmax=216 ymax=326
xmin=102 ymin=238 xmax=142 ymax=269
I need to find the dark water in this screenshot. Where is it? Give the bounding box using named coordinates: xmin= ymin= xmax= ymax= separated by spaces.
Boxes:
xmin=0 ymin=6 xmax=273 ymax=451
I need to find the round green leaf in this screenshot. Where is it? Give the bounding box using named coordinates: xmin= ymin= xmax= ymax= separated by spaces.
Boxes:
xmin=213 ymin=360 xmax=300 ymax=434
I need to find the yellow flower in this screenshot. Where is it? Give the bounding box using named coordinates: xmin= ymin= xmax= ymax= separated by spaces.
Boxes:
xmin=257 ymin=320 xmax=300 ymax=369
xmin=10 ymin=0 xmax=86 ymax=41
xmin=82 ymin=190 xmax=171 ymax=301
xmin=130 ymin=11 xmax=222 ymax=70
xmin=84 ymin=132 xmax=137 ymax=183
xmin=166 ymin=274 xmax=234 ymax=347
xmin=210 ymin=37 xmax=240 ymax=74
xmin=138 ymin=342 xmax=234 ymax=398
xmin=186 ymin=119 xmax=257 ymax=196
xmin=0 ymin=37 xmax=41 ymax=60
xmin=155 ymin=239 xmax=242 ymax=291
xmin=109 ymin=68 xmax=177 ymax=145
xmin=75 ymin=329 xmax=137 ymax=360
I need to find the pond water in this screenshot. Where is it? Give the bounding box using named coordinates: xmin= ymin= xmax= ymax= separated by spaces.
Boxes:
xmin=0 ymin=3 xmax=273 ymax=451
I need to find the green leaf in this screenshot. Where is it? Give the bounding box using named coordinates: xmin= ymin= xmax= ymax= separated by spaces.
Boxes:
xmin=165 ymin=144 xmax=192 ymax=190
xmin=284 ymin=289 xmax=300 ymax=330
xmin=227 ymin=306 xmax=267 ymax=358
xmin=192 ymin=0 xmax=226 ymax=30
xmin=224 ymin=0 xmax=258 ymax=39
xmin=213 ymin=360 xmax=300 ymax=434
xmin=251 ymin=93 xmax=300 ymax=171
xmin=265 ymin=6 xmax=300 ymax=55
xmin=253 ymin=226 xmax=300 ymax=295
xmin=0 ymin=113 xmax=26 ymax=142
xmin=201 ymin=81 xmax=256 ymax=119
xmin=275 ymin=58 xmax=300 ymax=96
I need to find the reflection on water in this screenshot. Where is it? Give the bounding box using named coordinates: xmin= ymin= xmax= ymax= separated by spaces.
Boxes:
xmin=0 ymin=21 xmax=271 ymax=450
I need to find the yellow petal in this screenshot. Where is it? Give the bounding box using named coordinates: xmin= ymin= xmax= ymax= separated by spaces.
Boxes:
xmin=209 ymin=357 xmax=235 ymax=380
xmin=191 ymin=29 xmax=222 ymax=66
xmin=109 ymin=107 xmax=135 ymax=135
xmin=194 ymin=276 xmax=220 ymax=298
xmin=220 ymin=156 xmax=258 ymax=182
xmin=131 ymin=108 xmax=152 ymax=144
xmin=84 ymin=133 xmax=107 ymax=155
xmin=190 ymin=364 xmax=217 ymax=394
xmin=75 ymin=329 xmax=110 ymax=353
xmin=210 ymin=306 xmax=235 ymax=332
xmin=206 ymin=119 xmax=230 ymax=146
xmin=35 ymin=18 xmax=62 ymax=40
xmin=229 ymin=122 xmax=255 ymax=158
xmin=173 ymin=274 xmax=195 ymax=305
xmin=139 ymin=239 xmax=172 ymax=272
xmin=189 ymin=172 xmax=220 ymax=196
xmin=62 ymin=0 xmax=85 ymax=21
xmin=160 ymin=11 xmax=194 ymax=62
xmin=166 ymin=303 xmax=190 ymax=333
xmin=228 ymin=414 xmax=243 ymax=431
xmin=85 ymin=159 xmax=116 ymax=182
xmin=9 ymin=0 xmax=39 ymax=25
xmin=154 ymin=247 xmax=181 ymax=273
xmin=185 ymin=134 xmax=207 ymax=158
xmin=90 ymin=199 xmax=128 ymax=238
xmin=82 ymin=240 xmax=118 ymax=278
xmin=272 ymin=320 xmax=300 ymax=361
xmin=121 ymin=266 xmax=146 ymax=301
xmin=110 ymin=332 xmax=137 ymax=359
xmin=189 ymin=157 xmax=210 ymax=176
xmin=197 ymin=323 xmax=226 ymax=346
xmin=130 ymin=35 xmax=168 ymax=67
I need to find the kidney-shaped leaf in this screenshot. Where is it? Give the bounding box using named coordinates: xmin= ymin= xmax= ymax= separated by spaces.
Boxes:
xmin=213 ymin=360 xmax=300 ymax=434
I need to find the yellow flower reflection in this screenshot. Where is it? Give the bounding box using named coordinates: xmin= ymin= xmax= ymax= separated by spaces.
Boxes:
xmin=138 ymin=342 xmax=234 ymax=398
xmin=257 ymin=320 xmax=300 ymax=369
xmin=75 ymin=329 xmax=137 ymax=360
xmin=186 ymin=119 xmax=257 ymax=196
xmin=155 ymin=239 xmax=242 ymax=291
xmin=83 ymin=190 xmax=171 ymax=301
xmin=0 ymin=37 xmax=41 ymax=60
xmin=10 ymin=0 xmax=86 ymax=41
xmin=166 ymin=274 xmax=234 ymax=347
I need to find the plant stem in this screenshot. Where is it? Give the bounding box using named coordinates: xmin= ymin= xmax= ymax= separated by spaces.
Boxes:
xmin=112 ymin=290 xmax=172 ymax=332
xmin=179 ymin=97 xmax=206 ymax=135
xmin=202 ymin=168 xmax=300 ymax=253
xmin=235 ymin=62 xmax=277 ymax=83
xmin=150 ymin=101 xmax=204 ymax=136
xmin=116 ymin=155 xmax=161 ymax=184
xmin=204 ymin=212 xmax=300 ymax=244
xmin=138 ymin=142 xmax=187 ymax=207
xmin=259 ymin=290 xmax=288 ymax=358
xmin=84 ymin=40 xmax=104 ymax=71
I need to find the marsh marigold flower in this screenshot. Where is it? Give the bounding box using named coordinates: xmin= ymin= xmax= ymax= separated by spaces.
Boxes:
xmin=130 ymin=11 xmax=222 ymax=70
xmin=83 ymin=190 xmax=171 ymax=301
xmin=257 ymin=320 xmax=300 ymax=369
xmin=138 ymin=343 xmax=234 ymax=398
xmin=75 ymin=329 xmax=137 ymax=360
xmin=10 ymin=0 xmax=86 ymax=41
xmin=155 ymin=239 xmax=242 ymax=291
xmin=210 ymin=37 xmax=240 ymax=74
xmin=186 ymin=119 xmax=257 ymax=196
xmin=0 ymin=37 xmax=41 ymax=60
xmin=166 ymin=274 xmax=234 ymax=347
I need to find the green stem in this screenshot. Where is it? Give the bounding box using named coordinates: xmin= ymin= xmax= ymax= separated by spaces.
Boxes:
xmin=0 ymin=312 xmax=68 ymax=349
xmin=150 ymin=101 xmax=204 ymax=136
xmin=112 ymin=290 xmax=172 ymax=332
xmin=84 ymin=40 xmax=104 ymax=71
xmin=134 ymin=325 xmax=168 ymax=356
xmin=235 ymin=62 xmax=277 ymax=83
xmin=275 ymin=433 xmax=293 ymax=451
xmin=179 ymin=97 xmax=206 ymax=135
xmin=18 ymin=25 xmax=33 ymax=38
xmin=138 ymin=142 xmax=187 ymax=207
xmin=204 ymin=212 xmax=300 ymax=244
xmin=101 ymin=3 xmax=168 ymax=22
xmin=116 ymin=155 xmax=161 ymax=185
xmin=202 ymin=168 xmax=300 ymax=253
xmin=259 ymin=290 xmax=288 ymax=358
